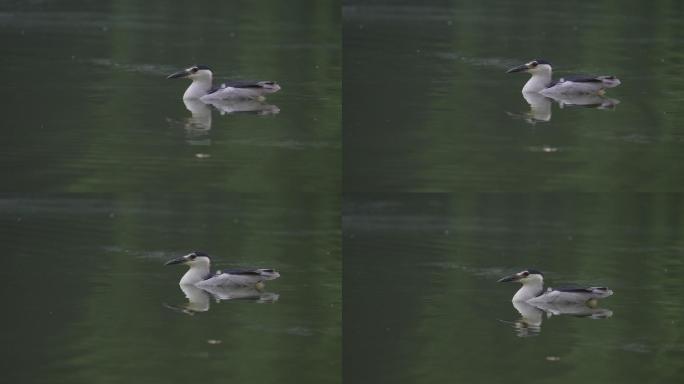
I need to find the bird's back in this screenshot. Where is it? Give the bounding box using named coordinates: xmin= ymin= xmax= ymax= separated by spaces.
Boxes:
xmin=197 ymin=268 xmax=280 ymax=287
xmin=529 ymin=285 xmax=613 ymax=304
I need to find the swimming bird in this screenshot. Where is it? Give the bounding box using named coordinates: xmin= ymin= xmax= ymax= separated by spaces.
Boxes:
xmin=498 ymin=269 xmax=613 ymax=305
xmin=167 ymin=65 xmax=281 ymax=101
xmin=164 ymin=251 xmax=280 ymax=287
xmin=506 ymin=59 xmax=620 ymax=95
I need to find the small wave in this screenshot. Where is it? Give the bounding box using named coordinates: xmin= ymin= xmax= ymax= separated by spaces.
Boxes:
xmin=89 ymin=58 xmax=175 ymax=76
xmin=228 ymin=139 xmax=340 ymax=150
xmin=434 ymin=52 xmax=521 ymax=70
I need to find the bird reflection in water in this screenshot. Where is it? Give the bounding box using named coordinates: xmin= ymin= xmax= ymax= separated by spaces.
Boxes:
xmin=164 ymin=284 xmax=279 ymax=315
xmin=508 ymin=92 xmax=619 ymax=125
xmin=504 ymin=300 xmax=613 ymax=338
xmin=175 ymin=98 xmax=279 ymax=146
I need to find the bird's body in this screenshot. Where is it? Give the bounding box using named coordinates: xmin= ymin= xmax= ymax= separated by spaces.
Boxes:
xmin=167 ymin=65 xmax=281 ymax=101
xmin=165 ymin=251 xmax=280 ymax=287
xmin=507 ymin=59 xmax=620 ymax=95
xmin=198 ymin=268 xmax=280 ymax=287
xmin=498 ymin=269 xmax=613 ymax=305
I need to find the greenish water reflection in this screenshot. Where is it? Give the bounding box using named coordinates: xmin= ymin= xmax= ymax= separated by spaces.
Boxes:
xmin=0 ymin=196 xmax=340 ymax=384
xmin=344 ymin=194 xmax=684 ymax=384
xmin=1 ymin=0 xmax=340 ymax=192
xmin=344 ymin=0 xmax=684 ymax=191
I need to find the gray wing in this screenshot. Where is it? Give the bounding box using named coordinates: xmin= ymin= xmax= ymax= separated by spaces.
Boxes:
xmin=222 ymin=268 xmax=276 ymax=275
xmin=223 ymin=80 xmax=276 ymax=88
xmin=207 ymin=80 xmax=277 ymax=94
xmin=223 ymin=80 xmax=265 ymax=88
xmin=554 ymin=285 xmax=608 ymax=293
xmin=550 ymin=75 xmax=603 ymax=87
xmin=222 ymin=268 xmax=262 ymax=275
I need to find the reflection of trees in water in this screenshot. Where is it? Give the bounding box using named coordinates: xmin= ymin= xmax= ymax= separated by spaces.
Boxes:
xmin=344 ymin=194 xmax=684 ymax=383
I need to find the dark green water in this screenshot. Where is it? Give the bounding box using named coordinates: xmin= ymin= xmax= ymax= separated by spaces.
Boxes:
xmin=3 ymin=0 xmax=684 ymax=383
xmin=344 ymin=0 xmax=684 ymax=191
xmin=343 ymin=1 xmax=684 ymax=383
xmin=344 ymin=194 xmax=684 ymax=384
xmin=1 ymin=0 xmax=340 ymax=193
xmin=0 ymin=196 xmax=340 ymax=384
xmin=0 ymin=1 xmax=340 ymax=383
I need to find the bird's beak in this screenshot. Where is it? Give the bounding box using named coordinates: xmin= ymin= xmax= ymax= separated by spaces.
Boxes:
xmin=167 ymin=70 xmax=189 ymax=79
xmin=506 ymin=64 xmax=529 ymax=74
xmin=498 ymin=273 xmax=521 ymax=283
xmin=164 ymin=256 xmax=187 ymax=265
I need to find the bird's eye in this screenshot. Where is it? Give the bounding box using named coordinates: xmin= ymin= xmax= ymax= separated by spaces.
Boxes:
xmin=531 ymin=62 xmax=538 ymax=67
xmin=190 ymin=254 xmax=197 ymax=259
xmin=191 ymin=67 xmax=198 ymax=73
xmin=522 ymin=271 xmax=529 ymax=276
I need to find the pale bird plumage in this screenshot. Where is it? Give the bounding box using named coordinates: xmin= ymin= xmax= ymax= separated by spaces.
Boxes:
xmin=167 ymin=65 xmax=281 ymax=101
xmin=165 ymin=251 xmax=280 ymax=287
xmin=498 ymin=269 xmax=613 ymax=305
xmin=507 ymin=59 xmax=620 ymax=95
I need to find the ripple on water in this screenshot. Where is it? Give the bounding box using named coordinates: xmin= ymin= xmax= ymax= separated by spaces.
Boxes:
xmin=433 ymin=52 xmax=521 ymax=70
xmin=88 ymin=58 xmax=177 ymax=76
xmin=420 ymin=262 xmax=509 ymax=279
xmin=621 ymin=342 xmax=651 ymax=354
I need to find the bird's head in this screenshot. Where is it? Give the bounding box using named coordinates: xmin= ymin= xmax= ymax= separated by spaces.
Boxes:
xmin=167 ymin=65 xmax=213 ymax=81
xmin=164 ymin=251 xmax=211 ymax=268
xmin=507 ymin=59 xmax=552 ymax=75
xmin=498 ymin=269 xmax=544 ymax=284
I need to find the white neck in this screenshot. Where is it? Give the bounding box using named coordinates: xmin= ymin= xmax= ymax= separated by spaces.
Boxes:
xmin=512 ymin=280 xmax=544 ymax=302
xmin=522 ymin=72 xmax=552 ymax=93
xmin=180 ymin=263 xmax=210 ymax=285
xmin=183 ymin=77 xmax=213 ymax=99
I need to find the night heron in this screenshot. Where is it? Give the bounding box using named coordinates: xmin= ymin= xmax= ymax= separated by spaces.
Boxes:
xmin=507 ymin=59 xmax=620 ymax=95
xmin=165 ymin=251 xmax=280 ymax=287
xmin=498 ymin=269 xmax=613 ymax=305
xmin=167 ymin=65 xmax=281 ymax=100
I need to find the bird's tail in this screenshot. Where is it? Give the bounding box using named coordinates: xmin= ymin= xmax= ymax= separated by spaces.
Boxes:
xmin=256 ymin=268 xmax=280 ymax=280
xmin=587 ymin=286 xmax=613 ymax=299
xmin=598 ymin=76 xmax=621 ymax=88
xmin=258 ymin=81 xmax=281 ymax=93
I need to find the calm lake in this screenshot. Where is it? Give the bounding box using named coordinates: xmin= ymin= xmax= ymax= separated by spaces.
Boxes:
xmin=0 ymin=1 xmax=340 ymax=383
xmin=0 ymin=196 xmax=340 ymax=384
xmin=3 ymin=0 xmax=684 ymax=383
xmin=344 ymin=194 xmax=684 ymax=384
xmin=1 ymin=0 xmax=340 ymax=193
xmin=344 ymin=1 xmax=684 ymax=383
xmin=344 ymin=0 xmax=684 ymax=191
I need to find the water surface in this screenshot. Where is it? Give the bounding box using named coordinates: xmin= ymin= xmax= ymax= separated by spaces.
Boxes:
xmin=1 ymin=0 xmax=340 ymax=192
xmin=0 ymin=196 xmax=340 ymax=384
xmin=344 ymin=0 xmax=684 ymax=191
xmin=344 ymin=194 xmax=684 ymax=383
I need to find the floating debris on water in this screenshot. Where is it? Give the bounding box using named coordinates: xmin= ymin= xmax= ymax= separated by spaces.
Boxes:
xmin=527 ymin=145 xmax=560 ymax=153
